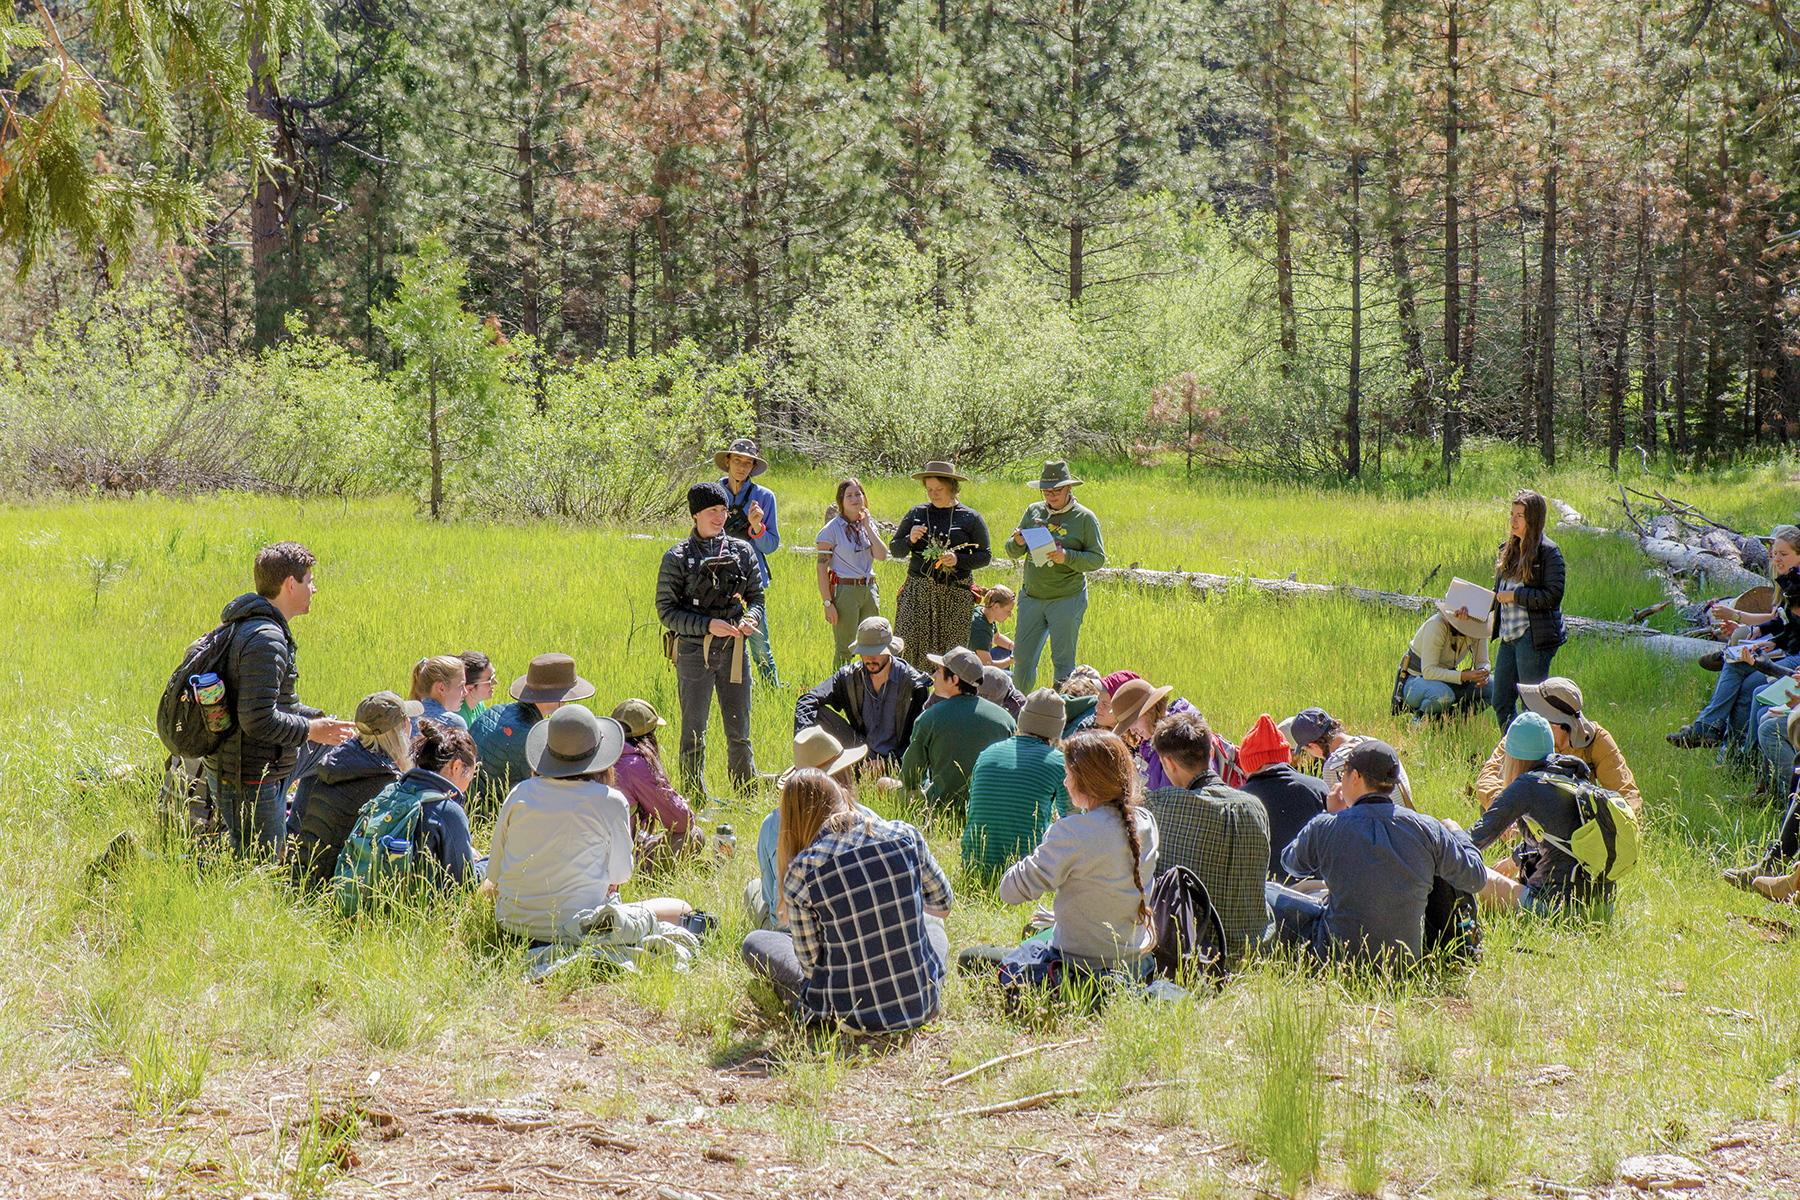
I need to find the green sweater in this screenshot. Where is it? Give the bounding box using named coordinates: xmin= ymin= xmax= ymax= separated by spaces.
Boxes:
xmin=899 ymin=693 xmax=1016 ymax=813
xmin=1004 ymin=500 xmax=1106 ymax=599
xmin=962 ymin=735 xmax=1072 ymax=877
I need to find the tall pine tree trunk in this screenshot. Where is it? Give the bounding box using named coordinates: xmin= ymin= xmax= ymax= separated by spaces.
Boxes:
xmin=1442 ymin=0 xmax=1461 ymax=464
xmin=1535 ymin=132 xmax=1559 ymax=467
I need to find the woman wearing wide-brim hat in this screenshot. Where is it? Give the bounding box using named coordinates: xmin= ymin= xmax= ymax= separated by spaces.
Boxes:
xmin=1003 ymin=460 xmax=1107 ymax=692
xmin=888 ymin=460 xmax=992 ymax=670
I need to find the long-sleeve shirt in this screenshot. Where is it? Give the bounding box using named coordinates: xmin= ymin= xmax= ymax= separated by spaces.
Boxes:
xmin=488 ymin=777 xmax=635 ymax=942
xmin=898 ymin=693 xmax=1016 ymax=812
xmin=721 ymin=477 xmax=781 ymax=586
xmin=655 ymin=532 xmax=767 ymax=637
xmin=1281 ymin=795 xmax=1487 ymax=964
xmin=1003 ymin=500 xmax=1106 ymax=600
xmin=1467 ymin=763 xmax=1612 ymax=904
xmin=999 ymin=805 xmax=1159 ymax=967
xmin=1408 ymin=613 xmax=1490 ymax=683
xmin=611 ymin=741 xmax=696 ymax=836
xmin=961 ymin=735 xmax=1072 ymax=876
xmin=1142 ymin=773 xmax=1271 ymax=965
xmin=888 ymin=503 xmax=992 ymax=586
xmin=1474 ymin=723 xmax=1640 ymax=813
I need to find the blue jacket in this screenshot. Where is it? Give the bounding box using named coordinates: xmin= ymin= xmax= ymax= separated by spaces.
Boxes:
xmin=469 ymin=701 xmax=543 ymax=811
xmin=387 ymin=768 xmax=483 ymax=891
xmin=721 ymin=477 xmax=780 ymax=586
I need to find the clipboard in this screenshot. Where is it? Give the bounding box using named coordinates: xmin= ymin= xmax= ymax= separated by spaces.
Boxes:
xmin=1020 ymin=525 xmax=1057 ymax=566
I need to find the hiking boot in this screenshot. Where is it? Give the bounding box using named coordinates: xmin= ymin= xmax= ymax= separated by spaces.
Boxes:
xmin=1751 ymin=871 xmax=1800 ymax=903
xmin=1725 ymin=847 xmax=1784 ymax=891
xmin=1700 ymin=650 xmax=1726 ymax=672
xmin=1667 ymin=725 xmax=1722 ymax=748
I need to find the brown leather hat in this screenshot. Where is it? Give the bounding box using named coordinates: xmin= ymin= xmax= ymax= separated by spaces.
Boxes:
xmin=509 ymin=653 xmax=596 ymax=704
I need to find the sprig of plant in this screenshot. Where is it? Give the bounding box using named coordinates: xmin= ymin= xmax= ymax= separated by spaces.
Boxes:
xmin=921 ymin=536 xmax=978 ymax=574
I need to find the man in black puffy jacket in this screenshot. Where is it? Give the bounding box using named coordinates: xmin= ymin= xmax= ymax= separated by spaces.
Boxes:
xmin=204 ymin=542 xmax=355 ymax=860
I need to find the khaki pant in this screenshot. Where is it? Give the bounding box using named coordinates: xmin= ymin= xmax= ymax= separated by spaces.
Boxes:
xmin=828 ymin=581 xmax=881 ymax=667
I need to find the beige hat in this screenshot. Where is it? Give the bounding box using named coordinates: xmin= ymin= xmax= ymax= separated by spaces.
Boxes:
xmin=910 ymin=460 xmax=971 ymax=483
xmin=1017 ymin=688 xmax=1066 ymax=741
xmin=849 ymin=616 xmax=904 ymax=657
xmin=927 ymin=646 xmax=985 ymax=688
xmin=1110 ymin=678 xmax=1174 ymax=733
xmin=785 ymin=726 xmax=869 ymax=781
xmin=610 ymin=697 xmax=667 ymax=738
xmin=1516 ymin=678 xmax=1597 ymax=750
xmin=1434 ymin=597 xmax=1492 ymax=641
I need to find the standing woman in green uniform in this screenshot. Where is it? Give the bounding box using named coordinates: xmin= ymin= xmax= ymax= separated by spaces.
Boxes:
xmin=1005 ymin=461 xmax=1107 ymax=692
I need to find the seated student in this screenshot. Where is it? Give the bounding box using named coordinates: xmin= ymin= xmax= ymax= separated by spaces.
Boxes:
xmin=469 ymin=653 xmax=595 ymax=813
xmin=997 ymin=730 xmax=1159 ymax=979
xmin=900 ymin=647 xmax=1017 ymax=813
xmin=1143 ymin=711 xmax=1272 ymax=967
xmin=1269 ymin=740 xmax=1487 ymax=966
xmin=794 ymin=617 xmax=932 ymax=771
xmin=291 ymin=691 xmax=419 ymax=890
xmin=746 ymin=727 xmax=876 ymax=930
xmin=488 ymin=706 xmax=692 ymax=942
xmin=1288 ymin=707 xmax=1415 ymax=808
xmin=458 ymin=650 xmax=497 ymax=724
xmin=1724 ymin=707 xmax=1800 ymax=890
xmin=610 ymin=698 xmax=706 ymax=869
xmin=970 ymin=585 xmax=1017 ymax=667
xmin=963 ymin=689 xmax=1072 ymax=879
xmin=347 ymin=719 xmax=486 ymax=895
xmin=1397 ymin=598 xmax=1492 ymax=717
xmin=1113 ymin=678 xmax=1247 ymax=789
xmin=974 ymin=665 xmax=1027 ymax=720
xmin=741 ymin=769 xmax=953 ymax=1033
xmin=1474 ymin=678 xmax=1640 ymax=813
xmin=1234 ymin=713 xmax=1328 ymax=884
xmin=1057 ymin=673 xmax=1103 ymax=735
xmin=1669 ymin=535 xmax=1800 ymax=748
xmin=1458 ymin=713 xmax=1616 ymax=917
xmin=411 ymin=655 xmax=470 ymax=730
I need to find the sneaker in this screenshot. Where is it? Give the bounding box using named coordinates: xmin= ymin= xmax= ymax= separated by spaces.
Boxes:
xmin=1700 ymin=650 xmax=1725 ymax=672
xmin=1667 ymin=725 xmax=1722 ymax=748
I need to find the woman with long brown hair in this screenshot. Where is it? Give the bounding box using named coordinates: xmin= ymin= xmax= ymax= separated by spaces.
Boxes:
xmin=1490 ymin=489 xmax=1567 ymax=729
xmin=816 ymin=477 xmax=890 ymax=666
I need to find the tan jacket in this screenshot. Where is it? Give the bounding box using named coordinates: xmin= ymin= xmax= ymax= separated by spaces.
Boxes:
xmin=1475 ymin=723 xmax=1641 ymax=814
xmin=1409 ymin=613 xmax=1491 ymax=684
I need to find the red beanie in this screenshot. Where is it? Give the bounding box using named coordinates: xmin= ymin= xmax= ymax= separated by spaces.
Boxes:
xmin=1101 ymin=670 xmax=1142 ymax=696
xmin=1238 ymin=713 xmax=1291 ymax=775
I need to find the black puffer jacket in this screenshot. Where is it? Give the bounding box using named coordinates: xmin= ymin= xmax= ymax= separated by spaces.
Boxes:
xmin=204 ymin=594 xmax=321 ymax=786
xmin=1490 ymin=536 xmax=1567 ymax=651
xmin=656 ymin=532 xmax=767 ymax=637
xmin=290 ymin=739 xmax=402 ymax=890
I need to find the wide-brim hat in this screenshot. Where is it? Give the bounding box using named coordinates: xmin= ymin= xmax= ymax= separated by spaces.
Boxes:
xmin=510 ymin=652 xmax=596 ymax=704
xmin=1434 ymin=600 xmax=1492 ymax=641
xmin=1736 ymin=585 xmax=1776 ymax=614
xmin=525 ymin=706 xmax=624 ymax=778
xmin=713 ymin=437 xmax=769 ymax=477
xmin=1027 ymin=460 xmax=1083 ymax=489
xmin=783 ymin=725 xmax=869 ymax=782
xmin=1516 ymin=678 xmax=1597 ymax=750
xmin=910 ymin=460 xmax=971 ymax=483
xmin=850 ymin=616 xmax=904 ymax=657
xmin=1110 ymin=679 xmax=1174 ymax=732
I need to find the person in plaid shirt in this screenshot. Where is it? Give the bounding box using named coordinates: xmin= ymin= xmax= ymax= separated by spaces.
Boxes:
xmin=741 ymin=770 xmax=953 ymax=1032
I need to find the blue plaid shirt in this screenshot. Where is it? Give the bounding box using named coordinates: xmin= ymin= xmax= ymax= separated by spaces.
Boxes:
xmin=1497 ymin=575 xmax=1529 ymax=642
xmin=783 ymin=816 xmax=953 ymax=1032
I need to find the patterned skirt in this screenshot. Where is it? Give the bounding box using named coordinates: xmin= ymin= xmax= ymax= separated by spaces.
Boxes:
xmin=895 ymin=572 xmax=977 ymax=670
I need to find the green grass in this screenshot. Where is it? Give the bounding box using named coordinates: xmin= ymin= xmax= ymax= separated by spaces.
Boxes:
xmin=5 ymin=454 xmax=1800 ymax=1195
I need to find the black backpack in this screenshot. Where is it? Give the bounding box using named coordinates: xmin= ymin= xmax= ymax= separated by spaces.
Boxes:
xmin=155 ymin=622 xmax=243 ymax=758
xmin=1422 ymin=875 xmax=1483 ymax=962
xmin=1147 ymin=866 xmax=1230 ymax=986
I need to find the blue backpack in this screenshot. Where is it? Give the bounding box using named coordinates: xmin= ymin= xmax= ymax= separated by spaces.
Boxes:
xmin=332 ymin=780 xmax=429 ymax=917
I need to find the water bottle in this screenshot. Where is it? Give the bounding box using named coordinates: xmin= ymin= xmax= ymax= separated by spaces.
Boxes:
xmin=714 ymin=823 xmax=736 ymax=860
xmin=191 ymin=673 xmax=231 ymax=732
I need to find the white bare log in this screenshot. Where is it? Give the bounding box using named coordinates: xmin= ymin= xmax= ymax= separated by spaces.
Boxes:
xmin=1638 ymin=538 xmax=1768 ymax=594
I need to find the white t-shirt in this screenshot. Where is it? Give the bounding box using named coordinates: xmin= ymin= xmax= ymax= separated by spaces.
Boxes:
xmin=817 ymin=515 xmax=876 ymax=579
xmin=489 ymin=777 xmax=634 ymax=941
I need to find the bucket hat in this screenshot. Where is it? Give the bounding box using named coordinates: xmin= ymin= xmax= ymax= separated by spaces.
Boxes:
xmin=785 ymin=726 xmax=869 ymax=781
xmin=1110 ymin=678 xmax=1174 ymax=733
xmin=1017 ymin=688 xmax=1066 ymax=741
xmin=1027 ymin=460 xmax=1083 ymax=489
xmin=509 ymin=653 xmax=596 ymax=704
xmin=611 ymin=697 xmax=667 ymax=739
xmin=849 ymin=616 xmax=904 ymax=657
xmin=1516 ymin=678 xmax=1596 ymax=749
xmin=356 ymin=691 xmax=423 ymax=738
xmin=525 ymin=706 xmax=625 ymax=778
xmin=927 ymin=646 xmax=985 ymax=688
xmin=713 ymin=437 xmax=769 ymax=477
xmin=910 ymin=460 xmax=971 ymax=483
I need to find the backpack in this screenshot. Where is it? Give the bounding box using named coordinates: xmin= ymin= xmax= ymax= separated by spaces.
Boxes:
xmin=1533 ymin=773 xmax=1640 ymax=883
xmin=1147 ymin=866 xmax=1229 ymax=986
xmin=1422 ymin=875 xmax=1483 ymax=962
xmin=155 ymin=620 xmax=247 ymax=758
xmin=332 ymin=782 xmax=428 ymax=917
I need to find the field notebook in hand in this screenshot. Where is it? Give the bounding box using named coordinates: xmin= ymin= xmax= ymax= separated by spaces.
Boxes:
xmin=1445 ymin=576 xmax=1496 ymax=616
xmin=1755 ymin=675 xmax=1800 ymax=708
xmin=1020 ymin=525 xmax=1057 ymax=566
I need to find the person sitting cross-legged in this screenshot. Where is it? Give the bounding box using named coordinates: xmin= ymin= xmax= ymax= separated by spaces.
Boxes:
xmin=1235 ymin=713 xmax=1328 ymax=884
xmin=1268 ymin=740 xmax=1487 ymax=968
xmin=1474 ymin=677 xmax=1639 ymax=815
xmin=793 ymin=617 xmax=932 ymax=774
xmin=1142 ymin=710 xmax=1273 ymax=969
xmin=899 ymin=646 xmax=1017 ymax=815
xmin=962 ymin=689 xmax=1073 ymax=881
xmin=1288 ymin=706 xmax=1415 ymax=808
xmin=609 ymin=698 xmax=707 ymax=871
xmin=290 ymin=690 xmax=419 ymax=891
xmin=1725 ymin=708 xmax=1800 ymax=892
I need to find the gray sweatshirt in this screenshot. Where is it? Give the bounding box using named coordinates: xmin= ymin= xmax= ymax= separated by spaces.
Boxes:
xmin=999 ymin=805 xmax=1159 ymax=967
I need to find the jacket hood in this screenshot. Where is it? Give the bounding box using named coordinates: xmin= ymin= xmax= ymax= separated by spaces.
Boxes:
xmin=220 ymin=593 xmax=290 ymax=634
xmin=318 ymin=739 xmax=401 ymax=786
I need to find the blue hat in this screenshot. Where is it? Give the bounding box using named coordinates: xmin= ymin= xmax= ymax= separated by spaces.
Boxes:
xmin=1505 ymin=711 xmax=1556 ymax=762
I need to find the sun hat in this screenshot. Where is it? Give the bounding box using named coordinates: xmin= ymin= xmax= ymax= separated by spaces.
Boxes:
xmin=927 ymin=645 xmax=985 ymax=688
xmin=1100 ymin=670 xmax=1141 ymax=696
xmin=1434 ymin=594 xmax=1492 ymax=640
xmin=509 ymin=653 xmax=597 ymax=704
xmin=849 ymin=616 xmax=904 ymax=657
xmin=712 ymin=437 xmax=769 ymax=476
xmin=786 ymin=726 xmax=868 ymax=780
xmin=610 ymin=697 xmax=667 ymax=739
xmin=1110 ymin=678 xmax=1174 ymax=733
xmin=1504 ymin=712 xmax=1556 ymax=763
xmin=1734 ymin=584 xmax=1775 ymax=615
xmin=688 ymin=480 xmax=731 ymax=515
xmin=1017 ymin=688 xmax=1067 ymax=741
xmin=1026 ymin=460 xmax=1083 ymax=489
xmin=1288 ymin=707 xmax=1335 ymax=748
xmin=356 ymin=691 xmax=423 ymax=738
xmin=1516 ymin=678 xmax=1596 ymax=749
xmin=1237 ymin=713 xmax=1291 ymax=775
xmin=525 ymin=706 xmax=625 ymax=778
xmin=1342 ymin=739 xmax=1402 ymax=791
xmin=910 ymin=460 xmax=971 ymax=483
xmin=978 ymin=665 xmax=1016 ymax=706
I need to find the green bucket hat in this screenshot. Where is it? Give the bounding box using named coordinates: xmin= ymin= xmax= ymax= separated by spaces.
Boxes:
xmin=1027 ymin=460 xmax=1083 ymax=489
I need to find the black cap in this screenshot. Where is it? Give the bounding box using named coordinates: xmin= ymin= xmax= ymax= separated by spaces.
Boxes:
xmin=1341 ymin=738 xmax=1401 ymax=791
xmin=688 ymin=481 xmax=731 ymax=515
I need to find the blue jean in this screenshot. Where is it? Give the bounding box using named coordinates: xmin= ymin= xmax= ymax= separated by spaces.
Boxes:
xmin=1402 ymin=676 xmax=1492 ymax=716
xmin=1694 ymin=658 xmax=1775 ymax=740
xmin=747 ymin=608 xmax=780 ymax=687
xmin=1756 ymin=706 xmax=1796 ymax=785
xmin=205 ymin=768 xmax=287 ymax=861
xmin=1492 ymin=636 xmax=1557 ymax=729
xmin=1266 ymin=881 xmax=1326 ymax=958
xmin=1012 ymin=590 xmax=1089 ymax=693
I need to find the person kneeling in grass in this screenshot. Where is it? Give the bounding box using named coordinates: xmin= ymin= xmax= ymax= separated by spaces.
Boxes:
xmin=1455 ymin=713 xmax=1616 ymax=918
xmin=745 ymin=728 xmax=876 ymax=931
xmin=487 ymin=706 xmax=692 ymax=943
xmin=1474 ymin=678 xmax=1639 ymax=816
xmin=1396 ymin=598 xmax=1491 ymax=718
xmin=741 ymin=769 xmax=953 ymax=1032
xmin=962 ymin=689 xmax=1072 ymax=881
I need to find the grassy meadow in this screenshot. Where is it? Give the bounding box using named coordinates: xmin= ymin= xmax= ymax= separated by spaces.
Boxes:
xmin=6 ymin=452 xmax=1800 ymax=1197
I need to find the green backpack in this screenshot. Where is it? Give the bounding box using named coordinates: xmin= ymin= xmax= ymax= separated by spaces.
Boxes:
xmin=333 ymin=780 xmax=428 ymax=917
xmin=1531 ymin=773 xmax=1640 ymax=883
